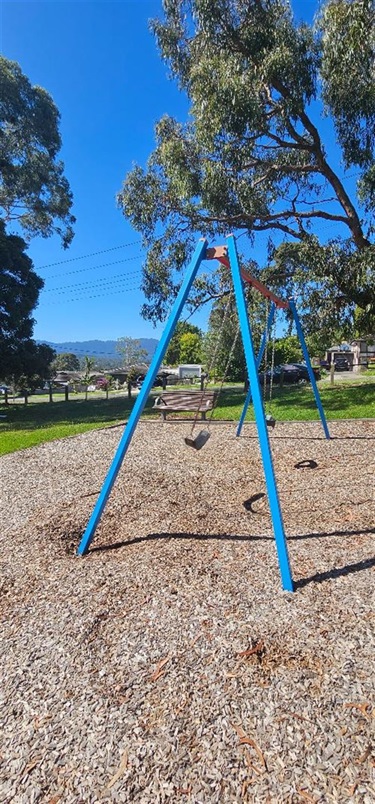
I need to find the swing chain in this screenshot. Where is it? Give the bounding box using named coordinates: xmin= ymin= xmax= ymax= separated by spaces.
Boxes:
xmin=269 ymin=310 xmax=277 ymax=408
xmin=189 ymin=289 xmax=233 ymax=436
xmin=207 ymin=319 xmax=241 ymax=425
xmin=263 ymin=299 xmax=269 ymax=405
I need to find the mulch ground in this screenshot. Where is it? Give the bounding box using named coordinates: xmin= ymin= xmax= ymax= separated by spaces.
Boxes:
xmin=0 ymin=420 xmax=374 ymax=803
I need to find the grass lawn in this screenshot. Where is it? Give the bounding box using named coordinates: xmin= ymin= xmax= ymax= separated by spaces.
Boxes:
xmin=0 ymin=381 xmax=374 ymax=456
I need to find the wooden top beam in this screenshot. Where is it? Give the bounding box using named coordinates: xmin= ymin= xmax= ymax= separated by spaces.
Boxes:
xmin=206 ymin=246 xmax=289 ymax=310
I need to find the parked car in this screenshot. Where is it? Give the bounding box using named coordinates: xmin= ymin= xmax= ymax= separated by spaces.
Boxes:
xmin=278 ymin=364 xmax=302 ymax=383
xmin=290 ymin=363 xmax=321 ymax=381
xmin=136 ymin=374 xmax=164 ymax=389
xmin=333 ymin=357 xmax=350 ymax=371
xmin=258 ymin=365 xmax=300 ymax=385
xmin=0 ymin=385 xmax=9 ymax=395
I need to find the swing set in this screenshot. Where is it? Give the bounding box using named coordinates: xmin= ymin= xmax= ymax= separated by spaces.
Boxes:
xmin=77 ymin=235 xmax=330 ymax=592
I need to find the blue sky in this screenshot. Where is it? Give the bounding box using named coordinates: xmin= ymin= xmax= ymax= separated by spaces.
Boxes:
xmin=1 ymin=0 xmax=338 ymax=345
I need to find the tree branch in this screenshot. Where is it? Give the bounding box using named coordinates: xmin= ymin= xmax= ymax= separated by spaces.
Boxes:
xmin=270 ymin=77 xmax=371 ymax=248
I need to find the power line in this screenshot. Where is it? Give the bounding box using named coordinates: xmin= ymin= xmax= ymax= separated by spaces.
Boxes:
xmin=46 ymin=283 xmax=141 ymax=305
xmin=46 ymin=278 xmax=141 ymax=299
xmin=38 ymin=239 xmax=142 ymax=269
xmin=49 ymin=346 xmax=138 ymax=357
xmin=44 ymin=269 xmax=142 ymax=293
xmin=46 ymin=254 xmax=143 ymax=279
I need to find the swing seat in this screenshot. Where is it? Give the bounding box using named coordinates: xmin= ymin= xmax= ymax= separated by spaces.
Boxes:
xmin=184 ymin=429 xmax=211 ymax=450
xmin=266 ymin=414 xmax=276 ymax=428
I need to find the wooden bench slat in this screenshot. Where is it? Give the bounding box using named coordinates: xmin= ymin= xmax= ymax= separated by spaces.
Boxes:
xmin=153 ymin=390 xmax=218 ymax=420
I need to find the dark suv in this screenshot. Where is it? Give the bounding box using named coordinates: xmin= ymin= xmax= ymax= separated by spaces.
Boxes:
xmin=136 ymin=374 xmax=164 ymax=388
xmin=333 ymin=358 xmax=350 ymax=371
xmin=290 ymin=363 xmax=321 ymax=381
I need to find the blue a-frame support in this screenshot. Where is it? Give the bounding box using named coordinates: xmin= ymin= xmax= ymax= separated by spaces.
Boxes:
xmin=77 ymin=233 xmax=332 ymax=592
xmin=289 ymin=299 xmax=330 ymax=440
xmin=236 ymin=302 xmax=276 ymax=437
xmin=77 ymin=238 xmax=208 ymax=556
xmin=236 ymin=299 xmax=330 ymax=440
xmin=227 ymin=236 xmax=294 ymax=591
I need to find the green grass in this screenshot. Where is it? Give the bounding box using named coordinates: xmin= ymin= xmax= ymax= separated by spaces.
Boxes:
xmin=212 ymin=381 xmax=375 ymax=421
xmin=0 ymin=381 xmax=374 ymax=456
xmin=0 ymin=394 xmax=154 ymax=455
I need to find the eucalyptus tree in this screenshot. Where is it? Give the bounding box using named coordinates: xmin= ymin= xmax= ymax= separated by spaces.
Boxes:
xmin=0 ymin=220 xmax=43 ymax=380
xmin=0 ymin=57 xmax=75 ymax=379
xmin=118 ymin=0 xmax=375 ymax=342
xmin=0 ymin=56 xmax=75 ymax=246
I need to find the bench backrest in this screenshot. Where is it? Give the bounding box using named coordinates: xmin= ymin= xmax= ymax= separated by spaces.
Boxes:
xmin=157 ymin=390 xmax=217 ymax=408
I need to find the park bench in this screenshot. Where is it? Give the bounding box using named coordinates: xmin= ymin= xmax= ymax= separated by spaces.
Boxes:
xmin=153 ymin=389 xmax=218 ymax=421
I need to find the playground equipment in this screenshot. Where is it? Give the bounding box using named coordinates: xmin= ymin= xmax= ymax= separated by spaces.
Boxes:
xmin=77 ymin=235 xmax=330 ymax=592
xmin=185 ymin=304 xmax=241 ymax=450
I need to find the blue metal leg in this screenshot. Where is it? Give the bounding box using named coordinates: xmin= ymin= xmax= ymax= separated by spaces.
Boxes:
xmin=77 ymin=238 xmax=208 ymax=555
xmin=227 ymin=235 xmax=294 ymax=592
xmin=236 ymin=302 xmax=276 ymax=437
xmin=289 ymin=299 xmax=330 ymax=440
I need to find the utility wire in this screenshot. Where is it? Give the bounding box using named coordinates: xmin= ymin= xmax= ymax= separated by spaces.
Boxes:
xmin=46 ymin=283 xmax=140 ymax=305
xmin=47 ymin=345 xmax=153 ymax=357
xmin=44 ymin=269 xmax=142 ymax=293
xmin=46 ymin=277 xmax=141 ymax=299
xmin=46 ymin=254 xmax=143 ymax=279
xmin=38 ymin=239 xmax=142 ymax=269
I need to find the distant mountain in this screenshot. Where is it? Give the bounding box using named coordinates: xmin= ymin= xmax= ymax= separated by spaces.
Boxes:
xmin=38 ymin=338 xmax=159 ymax=363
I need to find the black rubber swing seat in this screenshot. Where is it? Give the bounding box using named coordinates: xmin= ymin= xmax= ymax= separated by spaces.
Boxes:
xmin=266 ymin=414 xmax=276 ymax=428
xmin=184 ymin=429 xmax=211 ymax=450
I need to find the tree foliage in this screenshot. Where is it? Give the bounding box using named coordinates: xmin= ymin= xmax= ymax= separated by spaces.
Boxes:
xmin=204 ymin=277 xmax=269 ymax=381
xmin=12 ymin=342 xmax=56 ymax=392
xmin=179 ymin=331 xmax=203 ymax=363
xmin=0 ymin=59 xmax=75 ymax=383
xmin=0 ymin=219 xmax=45 ymax=379
xmin=118 ymin=0 xmax=375 ymax=336
xmin=116 ymin=336 xmax=149 ymax=367
xmin=52 ymin=352 xmax=80 ymax=372
xmin=0 ymin=56 xmax=75 ymax=246
xmin=165 ymin=320 xmax=202 ymax=364
xmin=273 ymin=335 xmax=302 ymax=364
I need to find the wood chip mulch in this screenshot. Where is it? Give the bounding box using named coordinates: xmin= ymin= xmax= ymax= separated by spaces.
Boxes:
xmin=1 ymin=420 xmax=374 ymax=803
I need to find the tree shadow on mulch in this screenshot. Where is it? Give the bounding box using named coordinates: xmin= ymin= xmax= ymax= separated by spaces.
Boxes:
xmin=294 ymin=555 xmax=375 ymax=589
xmin=88 ymin=527 xmax=375 ymax=588
xmin=239 ymin=433 xmax=375 ymax=441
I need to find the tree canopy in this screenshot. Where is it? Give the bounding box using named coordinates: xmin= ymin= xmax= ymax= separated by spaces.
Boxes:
xmin=0 ymin=58 xmax=75 ymax=382
xmin=0 ymin=219 xmax=44 ymax=379
xmin=52 ymin=352 xmax=80 ymax=372
xmin=118 ymin=0 xmax=375 ymax=340
xmin=0 ymin=56 xmax=75 ymax=247
xmin=13 ymin=341 xmax=56 ymax=392
xmin=116 ymin=337 xmax=149 ymax=367
xmin=165 ymin=321 xmax=202 ymax=364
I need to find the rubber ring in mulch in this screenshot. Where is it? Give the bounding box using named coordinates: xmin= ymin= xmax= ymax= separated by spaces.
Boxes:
xmin=294 ymin=459 xmax=318 ymax=469
xmin=243 ymin=492 xmax=266 ymax=512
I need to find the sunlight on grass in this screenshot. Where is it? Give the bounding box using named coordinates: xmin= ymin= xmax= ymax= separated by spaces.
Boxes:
xmin=0 ymin=381 xmax=374 ymax=455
